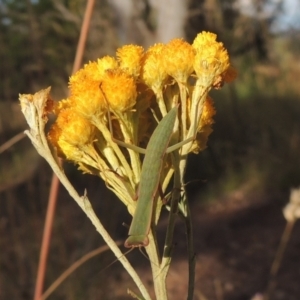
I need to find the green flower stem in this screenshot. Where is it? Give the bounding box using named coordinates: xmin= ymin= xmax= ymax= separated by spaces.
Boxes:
xmin=178 ymin=155 xmax=196 ymax=300
xmin=155 ymin=89 xmax=168 ymax=117
xmin=182 ymin=194 xmax=196 ymax=300
xmin=146 ymin=231 xmax=168 ymax=299
xmin=114 ymin=110 xmax=142 ymax=182
xmin=178 ymin=82 xmax=188 ymax=137
xmin=92 ymin=118 xmax=136 ymax=187
xmin=188 ymin=82 xmax=209 ymax=140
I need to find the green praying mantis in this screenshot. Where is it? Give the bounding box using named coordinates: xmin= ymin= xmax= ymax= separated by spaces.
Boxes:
xmin=108 ymin=104 xmax=194 ymax=248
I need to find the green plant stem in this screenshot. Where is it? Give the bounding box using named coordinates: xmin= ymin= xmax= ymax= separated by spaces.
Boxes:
xmin=178 ymin=83 xmax=187 ymax=136
xmin=161 ymin=146 xmax=196 ymax=299
xmin=182 ymin=194 xmax=196 ymax=300
xmin=146 ymin=231 xmax=168 ymax=299
xmin=178 ymin=156 xmax=196 ymax=299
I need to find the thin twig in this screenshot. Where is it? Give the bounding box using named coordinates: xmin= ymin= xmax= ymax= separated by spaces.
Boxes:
xmin=184 ymin=197 xmax=196 ymax=300
xmin=270 ymin=220 xmax=295 ymax=277
xmin=33 ymin=1 xmax=95 ymax=299
xmin=33 ymin=174 xmax=60 ymax=300
xmin=41 ymin=242 xmax=122 ymax=300
xmin=264 ymin=220 xmax=295 ymax=300
xmin=0 ymin=131 xmax=25 ymax=154
xmin=127 ymin=288 xmax=144 ymax=300
xmin=72 ymin=0 xmax=95 ymax=74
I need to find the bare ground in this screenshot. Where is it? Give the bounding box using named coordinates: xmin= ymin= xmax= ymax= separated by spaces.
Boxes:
xmin=105 ymin=190 xmax=300 ymax=300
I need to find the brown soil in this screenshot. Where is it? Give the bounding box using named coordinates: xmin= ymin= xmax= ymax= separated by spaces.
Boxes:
xmin=3 ymin=178 xmax=299 ymax=300
xmin=187 ymin=194 xmax=299 ymax=300
xmin=172 ymin=193 xmax=300 ymax=300
xmin=107 ymin=191 xmax=300 ymax=300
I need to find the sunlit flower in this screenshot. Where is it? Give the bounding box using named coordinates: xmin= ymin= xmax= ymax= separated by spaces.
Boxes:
xmin=192 ymin=31 xmax=219 ymax=50
xmin=140 ymin=43 xmax=168 ymax=94
xmin=101 ymin=69 xmax=137 ymax=112
xmin=49 ymin=108 xmax=95 ymax=148
xmin=117 ymin=45 xmax=144 ymax=78
xmin=58 ymin=140 xmax=85 ymax=161
xmin=20 ymin=31 xmax=238 ymax=253
xmin=52 ymin=98 xmax=72 ymax=115
xmin=198 ymin=96 xmax=216 ymax=129
xmin=163 ymin=39 xmax=195 ymax=83
xmin=69 ymin=62 xmax=106 ymax=118
xmin=190 ymin=96 xmax=216 ymax=153
xmin=47 ymin=122 xmax=62 ymax=153
xmin=97 ymin=56 xmax=119 ymax=76
xmin=192 ymin=31 xmax=230 ymax=86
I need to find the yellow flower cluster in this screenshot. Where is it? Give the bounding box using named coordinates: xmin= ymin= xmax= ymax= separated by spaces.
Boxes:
xmin=47 ymin=31 xmax=236 ymax=209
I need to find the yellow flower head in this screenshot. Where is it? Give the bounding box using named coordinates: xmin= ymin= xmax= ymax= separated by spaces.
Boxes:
xmin=97 ymin=56 xmax=119 ymax=77
xmin=47 ymin=122 xmax=62 ymax=154
xmin=193 ymin=31 xmax=219 ymax=50
xmin=163 ymin=39 xmax=195 ymax=83
xmin=192 ymin=31 xmax=230 ymax=87
xmin=52 ymin=98 xmax=72 ymax=115
xmin=48 ymin=109 xmax=95 ymax=161
xmin=140 ymin=43 xmax=168 ymax=93
xmin=55 ymin=109 xmax=95 ymax=146
xmin=199 ymin=96 xmax=216 ymax=129
xmin=69 ymin=61 xmax=106 ymax=118
xmin=101 ymin=69 xmax=137 ymax=112
xmin=189 ymin=96 xmax=216 ymax=153
xmin=21 ymin=31 xmax=237 ymax=225
xmin=57 ymin=138 xmax=85 ymax=162
xmin=117 ymin=45 xmax=144 ymax=78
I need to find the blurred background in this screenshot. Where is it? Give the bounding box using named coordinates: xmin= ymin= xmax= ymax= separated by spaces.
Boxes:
xmin=1 ymin=0 xmax=300 ymax=299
